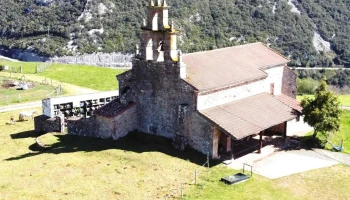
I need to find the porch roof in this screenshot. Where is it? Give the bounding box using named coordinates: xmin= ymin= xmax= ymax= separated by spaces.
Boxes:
xmin=200 ymin=93 xmax=297 ymax=140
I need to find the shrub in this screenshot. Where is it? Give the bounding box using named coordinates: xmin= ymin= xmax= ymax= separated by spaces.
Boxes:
xmin=298 ymin=78 xmax=320 ymax=95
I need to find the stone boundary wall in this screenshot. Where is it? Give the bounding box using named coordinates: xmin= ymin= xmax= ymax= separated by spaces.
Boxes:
xmin=34 ymin=114 xmax=64 ymax=133
xmin=67 ymin=116 xmax=100 ymax=138
xmin=49 ymin=53 xmax=133 ymax=68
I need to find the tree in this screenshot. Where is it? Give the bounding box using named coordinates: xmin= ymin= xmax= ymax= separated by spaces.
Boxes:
xmin=301 ymin=78 xmax=342 ymax=140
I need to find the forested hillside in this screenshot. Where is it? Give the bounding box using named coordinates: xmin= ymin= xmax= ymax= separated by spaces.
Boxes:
xmin=1 ymin=0 xmax=350 ymax=67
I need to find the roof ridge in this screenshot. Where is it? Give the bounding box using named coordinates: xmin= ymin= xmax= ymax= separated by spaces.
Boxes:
xmin=183 ymin=42 xmax=262 ymax=56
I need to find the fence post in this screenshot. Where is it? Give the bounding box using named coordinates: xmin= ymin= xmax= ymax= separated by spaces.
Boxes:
xmin=36 ymin=65 xmax=38 ymax=73
xmin=6 ymin=95 xmax=8 ymax=105
xmin=195 ymin=169 xmax=197 ymax=185
xmin=180 ymin=184 xmax=183 ymax=199
xmin=20 ymin=65 xmax=22 ymax=73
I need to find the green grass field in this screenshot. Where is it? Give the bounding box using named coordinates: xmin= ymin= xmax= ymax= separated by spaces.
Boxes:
xmin=0 ymin=77 xmax=57 ymax=105
xmin=0 ymin=61 xmax=127 ymax=91
xmin=1 ymin=109 xmax=350 ymax=200
xmin=39 ymin=63 xmax=126 ymax=91
xmin=184 ymin=164 xmax=350 ymax=200
xmin=324 ymin=110 xmax=350 ymax=154
xmin=0 ymin=109 xmax=207 ymax=200
xmin=297 ymin=95 xmax=350 ymax=106
xmin=0 ymin=60 xmax=43 ymax=74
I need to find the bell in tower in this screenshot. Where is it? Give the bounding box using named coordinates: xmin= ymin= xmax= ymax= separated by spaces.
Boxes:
xmin=139 ymin=0 xmax=178 ymax=63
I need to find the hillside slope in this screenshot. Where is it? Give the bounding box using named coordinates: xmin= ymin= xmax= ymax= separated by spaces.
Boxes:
xmin=0 ymin=0 xmax=349 ymax=67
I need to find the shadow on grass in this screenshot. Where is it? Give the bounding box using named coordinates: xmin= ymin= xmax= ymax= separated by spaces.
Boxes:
xmin=5 ymin=131 xmax=221 ymax=167
xmin=10 ymin=130 xmax=44 ymax=139
xmin=277 ymin=135 xmax=325 ymax=152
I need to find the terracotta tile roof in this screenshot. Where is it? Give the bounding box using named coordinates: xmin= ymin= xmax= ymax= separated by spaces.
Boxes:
xmin=95 ymin=98 xmax=136 ymax=118
xmin=200 ymin=93 xmax=296 ymax=140
xmin=275 ymin=94 xmax=303 ymax=113
xmin=183 ymin=42 xmax=289 ymax=92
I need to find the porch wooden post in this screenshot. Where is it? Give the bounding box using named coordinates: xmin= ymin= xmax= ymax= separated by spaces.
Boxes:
xmin=258 ymin=131 xmax=264 ymax=154
xmin=283 ymin=121 xmax=288 ymax=139
xmin=231 ymin=139 xmax=234 ymax=160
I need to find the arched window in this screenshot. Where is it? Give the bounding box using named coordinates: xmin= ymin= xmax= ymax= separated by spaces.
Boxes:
xmin=146 ymin=38 xmax=153 ymax=60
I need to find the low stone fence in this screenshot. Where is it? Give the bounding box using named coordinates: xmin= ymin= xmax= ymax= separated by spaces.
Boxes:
xmin=66 ymin=116 xmax=100 ymax=138
xmin=34 ymin=114 xmax=65 ymax=133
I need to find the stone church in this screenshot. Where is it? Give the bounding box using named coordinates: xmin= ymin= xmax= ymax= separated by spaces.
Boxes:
xmin=68 ymin=0 xmax=304 ymax=159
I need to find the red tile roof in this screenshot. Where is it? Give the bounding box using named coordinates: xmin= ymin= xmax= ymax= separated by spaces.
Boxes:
xmin=200 ymin=93 xmax=296 ymax=140
xmin=95 ymin=98 xmax=136 ymax=118
xmin=183 ymin=42 xmax=289 ymax=92
xmin=275 ymin=94 xmax=303 ymax=113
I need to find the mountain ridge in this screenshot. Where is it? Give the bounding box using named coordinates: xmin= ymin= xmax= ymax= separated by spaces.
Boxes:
xmin=0 ymin=0 xmax=349 ymax=67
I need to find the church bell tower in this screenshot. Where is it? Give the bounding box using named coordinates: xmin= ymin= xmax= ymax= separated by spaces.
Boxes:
xmin=137 ymin=0 xmax=180 ymax=64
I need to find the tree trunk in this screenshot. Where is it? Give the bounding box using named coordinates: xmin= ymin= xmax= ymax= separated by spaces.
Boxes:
xmin=312 ymin=130 xmax=317 ymax=140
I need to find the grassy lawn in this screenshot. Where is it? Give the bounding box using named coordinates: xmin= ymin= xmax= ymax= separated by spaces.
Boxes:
xmin=0 ymin=109 xmax=208 ymax=200
xmin=1 ymin=110 xmax=350 ymax=200
xmin=39 ymin=63 xmax=126 ymax=91
xmin=0 ymin=61 xmax=127 ymax=91
xmin=184 ymin=164 xmax=350 ymax=200
xmin=0 ymin=60 xmax=43 ymax=74
xmin=0 ymin=77 xmax=57 ymax=105
xmin=297 ymin=95 xmax=350 ymax=106
xmin=323 ymin=110 xmax=350 ymax=154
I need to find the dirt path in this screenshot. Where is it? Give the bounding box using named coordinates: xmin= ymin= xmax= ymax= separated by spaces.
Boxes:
xmin=342 ymin=106 xmax=350 ymax=110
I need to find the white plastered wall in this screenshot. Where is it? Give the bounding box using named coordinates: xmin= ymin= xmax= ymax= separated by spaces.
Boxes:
xmin=197 ymin=65 xmax=284 ymax=110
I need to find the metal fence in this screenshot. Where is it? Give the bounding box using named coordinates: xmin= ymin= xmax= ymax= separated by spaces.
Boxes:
xmin=164 ymin=153 xmax=211 ymax=199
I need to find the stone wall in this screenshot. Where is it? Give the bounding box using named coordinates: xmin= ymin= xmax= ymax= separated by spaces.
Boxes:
xmin=118 ymin=59 xmax=196 ymax=140
xmin=67 ymin=117 xmax=100 ymax=137
xmin=68 ymin=105 xmax=138 ymax=140
xmin=188 ymin=112 xmax=214 ymax=156
xmin=34 ymin=114 xmax=64 ymax=133
xmin=282 ymin=66 xmax=297 ymax=98
xmin=97 ymin=105 xmax=138 ymax=140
